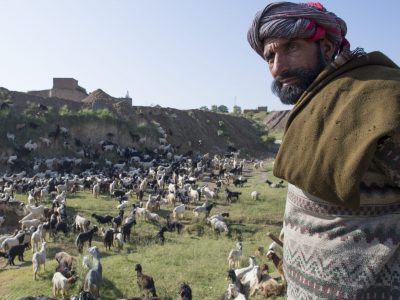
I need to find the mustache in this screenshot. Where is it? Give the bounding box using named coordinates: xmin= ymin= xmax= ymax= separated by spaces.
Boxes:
xmin=274 ymin=69 xmax=311 ymax=85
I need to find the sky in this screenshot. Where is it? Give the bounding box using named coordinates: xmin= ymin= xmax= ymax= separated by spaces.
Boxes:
xmin=1 ymin=1 xmax=399 ymax=112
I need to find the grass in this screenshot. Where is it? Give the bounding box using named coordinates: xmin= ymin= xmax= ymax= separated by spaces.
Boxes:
xmin=1 ymin=163 xmax=287 ymax=300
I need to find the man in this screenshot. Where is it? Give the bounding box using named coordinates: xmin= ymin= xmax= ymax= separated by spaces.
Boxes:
xmin=248 ymin=2 xmax=400 ymax=299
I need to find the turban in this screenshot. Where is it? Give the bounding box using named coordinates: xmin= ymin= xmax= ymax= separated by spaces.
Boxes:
xmin=247 ymin=2 xmax=350 ymax=59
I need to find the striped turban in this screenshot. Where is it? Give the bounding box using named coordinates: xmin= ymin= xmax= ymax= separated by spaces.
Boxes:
xmin=247 ymin=2 xmax=350 ymax=59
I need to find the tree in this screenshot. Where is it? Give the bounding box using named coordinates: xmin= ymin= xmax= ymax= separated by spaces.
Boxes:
xmin=211 ymin=105 xmax=218 ymax=113
xmin=218 ymin=105 xmax=229 ymax=113
xmin=232 ymin=105 xmax=242 ymax=115
xmin=199 ymin=106 xmax=209 ymax=111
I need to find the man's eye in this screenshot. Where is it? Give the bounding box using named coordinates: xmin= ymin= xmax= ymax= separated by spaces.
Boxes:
xmin=287 ymin=43 xmax=297 ymax=50
xmin=265 ymin=54 xmax=274 ymax=63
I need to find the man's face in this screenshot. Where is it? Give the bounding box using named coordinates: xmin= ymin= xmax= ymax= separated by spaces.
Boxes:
xmin=263 ymin=38 xmax=327 ymax=105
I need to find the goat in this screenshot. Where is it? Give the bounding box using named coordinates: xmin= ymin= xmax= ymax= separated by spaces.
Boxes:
xmin=0 ymin=215 xmax=5 ymax=227
xmin=32 ymin=242 xmax=47 ymax=280
xmin=114 ymin=232 xmax=124 ymax=251
xmin=179 ymin=282 xmax=192 ymax=300
xmin=208 ymin=217 xmax=229 ymax=235
xmin=266 ymin=247 xmax=286 ymax=285
xmin=121 ymin=219 xmax=136 ymax=242
xmin=193 ymin=202 xmax=215 ymax=218
xmin=93 ymin=183 xmax=100 ymax=198
xmin=166 ymin=216 xmax=184 ymax=234
xmin=232 ymin=178 xmax=247 ymax=187
xmin=228 ymin=242 xmax=243 ymax=269
xmin=135 ymin=264 xmax=157 ymax=298
xmin=227 ymin=269 xmax=245 ymax=295
xmin=19 ymin=218 xmax=41 ymax=230
xmin=173 ymin=204 xmax=185 ymax=220
xmin=144 ymin=210 xmax=160 ymax=222
xmin=235 ymin=256 xmax=257 ymax=280
xmin=52 ymin=272 xmax=78 ymax=299
xmin=55 ymin=251 xmax=76 ymax=273
xmin=241 ymin=265 xmax=261 ymax=296
xmin=112 ymin=210 xmax=124 ymax=229
xmin=224 ymin=188 xmax=241 ymax=203
xmin=83 ymin=246 xmax=102 ymax=299
xmin=265 ymin=179 xmax=285 ymax=188
xmin=91 ymin=213 xmax=113 ymax=225
xmin=31 ymin=224 xmax=44 ymax=253
xmin=76 ymin=226 xmax=98 ymax=253
xmin=226 ymin=283 xmax=246 ymax=300
xmin=155 ymin=226 xmax=168 ymax=245
xmin=103 ymin=228 xmax=114 ymax=251
xmin=254 ymin=276 xmax=285 ymax=297
xmin=1 ymin=231 xmax=25 ymax=251
xmin=4 ymin=242 xmax=30 ymax=266
xmin=71 ymin=291 xmax=96 ymax=300
xmin=250 ymin=191 xmax=260 ymax=200
xmin=75 ymin=215 xmax=91 ymax=232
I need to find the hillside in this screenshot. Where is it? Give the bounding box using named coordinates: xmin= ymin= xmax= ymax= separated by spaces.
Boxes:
xmin=0 ymin=87 xmax=282 ymax=174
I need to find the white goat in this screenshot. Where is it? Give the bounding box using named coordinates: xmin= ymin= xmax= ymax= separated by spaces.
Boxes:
xmin=39 ymin=137 xmax=51 ymax=147
xmin=93 ymin=183 xmax=100 ymax=198
xmin=6 ymin=132 xmax=15 ymax=142
xmin=209 ymin=217 xmax=229 ymax=234
xmin=242 ymin=265 xmax=261 ymax=296
xmin=117 ymin=201 xmax=129 ymax=210
xmin=19 ymin=218 xmax=41 ymax=230
xmin=24 ymin=140 xmax=38 ymax=151
xmin=52 ymin=272 xmax=78 ymax=299
xmin=28 ymin=191 xmax=35 ymax=205
xmin=250 ymin=191 xmax=260 ymax=200
xmin=32 ymin=241 xmax=47 ymax=280
xmin=114 ymin=233 xmax=124 ymax=251
xmin=1 ymin=232 xmax=25 ymax=250
xmin=228 ymin=242 xmax=243 ymax=268
xmin=0 ymin=216 xmax=5 ymax=227
xmin=31 ymin=224 xmax=43 ymax=253
xmin=75 ymin=215 xmax=90 ymax=232
xmin=173 ymin=204 xmax=185 ymax=219
xmin=235 ymin=256 xmax=257 ymax=280
xmin=144 ymin=211 xmax=160 ymax=222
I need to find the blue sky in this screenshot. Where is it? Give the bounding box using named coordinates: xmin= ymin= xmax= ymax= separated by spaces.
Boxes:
xmin=1 ymin=1 xmax=399 ymax=112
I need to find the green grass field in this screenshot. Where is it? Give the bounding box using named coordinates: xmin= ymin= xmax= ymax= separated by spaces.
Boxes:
xmin=0 ymin=162 xmax=287 ymax=300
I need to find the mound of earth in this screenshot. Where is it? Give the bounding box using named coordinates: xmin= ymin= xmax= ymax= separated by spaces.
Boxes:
xmin=0 ymin=87 xmax=278 ymax=164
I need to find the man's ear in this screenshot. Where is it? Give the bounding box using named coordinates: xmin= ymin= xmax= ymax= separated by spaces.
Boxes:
xmin=320 ymin=38 xmax=336 ymax=62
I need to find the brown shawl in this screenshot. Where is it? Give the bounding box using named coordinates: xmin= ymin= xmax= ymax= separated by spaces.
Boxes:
xmin=273 ymin=52 xmax=400 ymax=208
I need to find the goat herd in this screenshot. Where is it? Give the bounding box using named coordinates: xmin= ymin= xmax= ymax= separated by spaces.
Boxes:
xmin=0 ymin=150 xmax=286 ymax=300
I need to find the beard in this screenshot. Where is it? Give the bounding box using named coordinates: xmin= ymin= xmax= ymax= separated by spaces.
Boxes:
xmin=271 ymin=48 xmax=327 ymax=105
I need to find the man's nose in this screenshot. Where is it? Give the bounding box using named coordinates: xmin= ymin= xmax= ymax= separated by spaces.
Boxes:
xmin=270 ymin=54 xmax=289 ymax=78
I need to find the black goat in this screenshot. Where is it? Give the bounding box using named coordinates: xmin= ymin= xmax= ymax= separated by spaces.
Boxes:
xmin=166 ymin=216 xmax=184 ymax=234
xmin=20 ymin=296 xmax=55 ymax=300
xmin=91 ymin=213 xmax=113 ymax=225
xmin=155 ymin=226 xmax=168 ymax=245
xmin=135 ymin=264 xmax=157 ymax=298
xmin=224 ymin=188 xmax=241 ymax=203
xmin=121 ymin=219 xmax=136 ymax=242
xmin=103 ymin=228 xmax=115 ymax=250
xmin=232 ymin=178 xmax=247 ymax=187
xmin=53 ymin=220 xmax=69 ymax=237
xmin=227 ymin=269 xmax=245 ymax=294
xmin=5 ymin=242 xmax=30 ymax=266
xmin=72 ymin=291 xmax=96 ymax=300
xmin=76 ymin=226 xmax=98 ymax=253
xmin=112 ymin=210 xmax=124 ymax=229
xmin=179 ymin=282 xmax=192 ymax=300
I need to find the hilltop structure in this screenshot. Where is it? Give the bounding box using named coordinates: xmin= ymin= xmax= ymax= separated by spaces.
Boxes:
xmin=28 ymin=77 xmax=132 ymax=105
